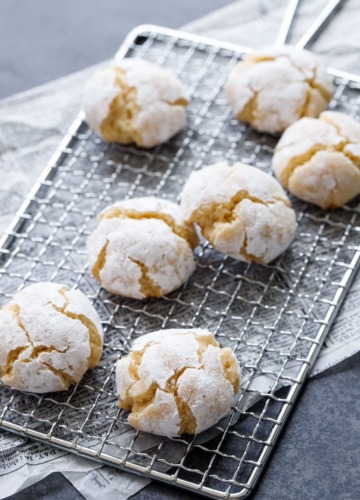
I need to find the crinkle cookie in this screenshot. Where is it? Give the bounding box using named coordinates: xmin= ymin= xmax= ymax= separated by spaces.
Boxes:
xmin=83 ymin=57 xmax=189 ymax=147
xmin=272 ymin=111 xmax=360 ymax=209
xmin=116 ymin=328 xmax=240 ymax=436
xmin=0 ymin=283 xmax=103 ymax=393
xmin=181 ymin=162 xmax=297 ymax=264
xmin=87 ymin=197 xmax=198 ymax=299
xmin=226 ymin=45 xmax=333 ymax=134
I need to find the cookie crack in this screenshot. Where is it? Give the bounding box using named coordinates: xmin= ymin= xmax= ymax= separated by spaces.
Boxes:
xmin=320 ymin=115 xmax=360 ymax=169
xmin=321 ymin=113 xmax=345 ymax=136
xmin=99 ymin=208 xmax=198 ymax=249
xmin=194 ymin=334 xmax=218 ymax=363
xmin=5 ymin=303 xmax=32 ymax=349
xmin=121 ymin=356 xmax=197 ymax=435
xmin=2 ymin=304 xmax=34 ymax=380
xmin=2 ymin=303 xmax=69 ymax=381
xmin=42 ymin=361 xmax=75 ymax=388
xmin=237 ymin=89 xmax=259 ymax=124
xmin=122 ymin=348 xmax=152 ymax=407
xmin=170 ymin=368 xmax=197 ymax=435
xmin=270 ymin=55 xmax=331 ymax=116
xmin=249 ymin=51 xmax=311 ymax=81
xmin=300 ymin=73 xmax=332 ymax=118
xmin=26 ymin=344 xmax=69 ymax=358
xmin=119 ymin=343 xmax=202 ymax=434
xmin=249 ymin=51 xmax=331 ymax=94
xmin=92 ymin=241 xmax=109 ymax=281
xmin=54 ymin=288 xmax=102 ymax=369
xmin=248 ymin=53 xmax=276 ymax=64
xmin=1 ymin=346 xmax=28 ymax=378
xmin=195 ymin=340 xmax=239 ymax=405
xmin=119 ymin=338 xmax=239 ymax=435
xmin=100 ymin=67 xmax=141 ymax=145
xmin=269 ymin=52 xmax=331 ymax=99
xmin=163 ymin=97 xmax=188 ymax=107
xmin=189 ymin=189 xmax=289 ymax=240
xmin=239 ymin=227 xmax=265 ymax=264
xmin=280 ymin=139 xmax=360 ymax=187
xmin=341 ymin=148 xmax=360 ymax=169
xmin=250 ymin=52 xmax=331 ymax=115
xmin=2 ymin=289 xmax=101 ymax=389
xmin=305 ymin=65 xmax=332 ymax=101
xmin=220 ymin=349 xmax=240 ymax=394
xmin=299 ymin=86 xmax=312 ymax=119
xmin=128 ymin=257 xmax=163 ymax=298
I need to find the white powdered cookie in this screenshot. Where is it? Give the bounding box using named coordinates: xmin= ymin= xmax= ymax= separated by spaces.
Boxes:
xmin=181 ymin=162 xmax=297 ymax=264
xmin=87 ymin=197 xmax=198 ymax=299
xmin=116 ymin=328 xmax=240 ymax=436
xmin=226 ymin=45 xmax=333 ymax=134
xmin=83 ymin=57 xmax=189 ymax=147
xmin=272 ymin=111 xmax=360 ymax=208
xmin=0 ymin=283 xmax=103 ymax=393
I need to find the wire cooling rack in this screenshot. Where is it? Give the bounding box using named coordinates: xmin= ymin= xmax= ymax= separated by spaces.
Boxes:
xmin=0 ymin=25 xmax=360 ymax=499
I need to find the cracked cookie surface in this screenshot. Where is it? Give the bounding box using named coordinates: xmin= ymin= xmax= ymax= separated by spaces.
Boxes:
xmin=0 ymin=282 xmax=104 ymax=393
xmin=181 ymin=162 xmax=297 ymax=263
xmin=83 ymin=57 xmax=189 ymax=148
xmin=87 ymin=197 xmax=198 ymax=299
xmin=272 ymin=111 xmax=360 ymax=208
xmin=116 ymin=328 xmax=240 ymax=436
xmin=225 ymin=45 xmax=333 ymax=134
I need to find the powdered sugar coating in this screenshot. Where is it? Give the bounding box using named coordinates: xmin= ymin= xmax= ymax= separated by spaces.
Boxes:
xmin=225 ymin=45 xmax=333 ymax=134
xmin=83 ymin=67 xmax=119 ymax=136
xmin=116 ymin=58 xmax=189 ymax=107
xmin=98 ymin=197 xmax=191 ymax=229
xmin=83 ymin=57 xmax=189 ymax=147
xmin=87 ymin=197 xmax=197 ymax=299
xmin=272 ymin=111 xmax=360 ymax=208
xmin=181 ymin=162 xmax=297 ymax=263
xmin=0 ymin=283 xmax=103 ymax=393
xmin=115 ymin=328 xmax=240 ymax=436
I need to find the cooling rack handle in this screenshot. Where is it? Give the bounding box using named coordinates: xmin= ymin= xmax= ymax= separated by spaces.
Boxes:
xmin=296 ymin=0 xmax=346 ymax=49
xmin=276 ymin=0 xmax=302 ymax=45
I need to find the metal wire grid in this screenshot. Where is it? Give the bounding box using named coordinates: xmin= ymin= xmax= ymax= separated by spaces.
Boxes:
xmin=0 ymin=25 xmax=359 ymax=499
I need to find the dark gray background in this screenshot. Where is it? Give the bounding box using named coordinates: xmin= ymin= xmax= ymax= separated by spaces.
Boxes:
xmin=1 ymin=1 xmax=360 ymax=499
xmin=0 ymin=0 xmax=231 ymax=99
